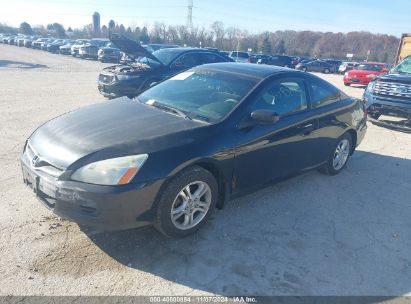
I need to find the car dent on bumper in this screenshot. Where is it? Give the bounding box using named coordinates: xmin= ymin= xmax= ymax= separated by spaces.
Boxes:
xmin=20 ymin=156 xmax=165 ymax=231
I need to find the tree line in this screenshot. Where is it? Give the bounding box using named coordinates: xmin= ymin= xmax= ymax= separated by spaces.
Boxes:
xmin=0 ymin=20 xmax=400 ymax=63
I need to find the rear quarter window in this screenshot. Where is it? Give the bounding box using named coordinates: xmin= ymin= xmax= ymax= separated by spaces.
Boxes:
xmin=307 ymin=76 xmax=341 ymax=108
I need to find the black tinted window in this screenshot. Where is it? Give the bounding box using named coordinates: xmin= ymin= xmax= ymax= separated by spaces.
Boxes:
xmin=251 ymin=79 xmax=308 ymax=117
xmin=172 ymin=53 xmax=200 ymax=69
xmin=198 ymin=53 xmax=226 ymax=64
xmin=308 ymin=77 xmax=340 ymax=108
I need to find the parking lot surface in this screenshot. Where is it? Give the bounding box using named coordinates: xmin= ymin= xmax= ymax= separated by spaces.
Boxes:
xmin=1 ymin=44 xmax=411 ymax=296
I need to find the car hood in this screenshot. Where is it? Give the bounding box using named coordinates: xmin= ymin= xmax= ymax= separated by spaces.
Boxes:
xmin=101 ymin=63 xmax=153 ymax=75
xmin=377 ymin=73 xmax=411 ymax=84
xmin=110 ymin=34 xmax=163 ymax=65
xmin=29 ymin=97 xmax=207 ymax=169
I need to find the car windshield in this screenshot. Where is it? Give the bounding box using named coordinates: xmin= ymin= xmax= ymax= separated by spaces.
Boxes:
xmin=393 ymin=56 xmax=411 ymax=74
xmin=137 ymin=49 xmax=179 ymax=66
xmin=356 ymin=64 xmax=383 ymax=71
xmin=137 ymin=68 xmax=258 ymax=122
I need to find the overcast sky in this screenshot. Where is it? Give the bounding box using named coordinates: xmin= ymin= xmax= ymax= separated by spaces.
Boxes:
xmin=0 ymin=0 xmax=409 ymax=37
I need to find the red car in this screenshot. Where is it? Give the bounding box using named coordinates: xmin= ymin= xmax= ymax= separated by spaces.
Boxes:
xmin=343 ymin=62 xmax=389 ymax=86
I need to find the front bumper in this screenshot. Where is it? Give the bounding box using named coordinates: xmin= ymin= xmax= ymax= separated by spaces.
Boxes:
xmin=363 ymin=91 xmax=411 ymax=119
xmin=343 ymin=75 xmax=372 ymax=85
xmin=20 ymin=157 xmax=165 ymax=231
xmin=98 ymin=77 xmax=143 ymax=98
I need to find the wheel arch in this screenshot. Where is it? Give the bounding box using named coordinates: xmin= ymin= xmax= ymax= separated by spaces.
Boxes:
xmin=165 ymin=158 xmax=230 ymax=210
xmin=345 ymin=128 xmax=357 ymax=155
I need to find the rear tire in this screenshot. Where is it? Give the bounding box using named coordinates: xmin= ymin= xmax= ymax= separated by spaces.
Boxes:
xmin=302 ymin=67 xmax=307 ymax=72
xmin=154 ymin=166 xmax=218 ymax=238
xmin=324 ymin=68 xmax=330 ymax=74
xmin=320 ymin=133 xmax=352 ymax=175
xmin=344 ymin=82 xmax=351 ymax=86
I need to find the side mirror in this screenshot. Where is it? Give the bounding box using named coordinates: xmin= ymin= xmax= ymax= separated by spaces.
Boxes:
xmin=250 ymin=109 xmax=279 ymax=124
xmin=149 ymin=82 xmax=158 ymax=88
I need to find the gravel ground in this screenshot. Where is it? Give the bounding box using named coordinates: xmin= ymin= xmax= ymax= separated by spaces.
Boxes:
xmin=0 ymin=44 xmax=411 ymax=296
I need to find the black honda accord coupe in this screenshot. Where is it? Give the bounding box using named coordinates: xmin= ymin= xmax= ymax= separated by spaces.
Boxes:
xmin=21 ymin=63 xmax=367 ymax=237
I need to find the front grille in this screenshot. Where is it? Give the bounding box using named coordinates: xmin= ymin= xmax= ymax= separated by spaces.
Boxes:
xmin=99 ymin=73 xmax=114 ymax=84
xmin=372 ymin=81 xmax=411 ymax=100
xmin=25 ymin=143 xmax=63 ymax=178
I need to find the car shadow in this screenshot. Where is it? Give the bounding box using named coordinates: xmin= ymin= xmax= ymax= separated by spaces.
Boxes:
xmin=0 ymin=60 xmax=48 ymax=69
xmin=84 ymin=151 xmax=411 ymax=296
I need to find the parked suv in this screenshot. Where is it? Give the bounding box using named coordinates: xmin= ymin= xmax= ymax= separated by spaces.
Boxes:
xmin=363 ymin=55 xmax=411 ymax=120
xmin=98 ymin=35 xmax=233 ymax=98
xmin=229 ymin=51 xmax=250 ymax=63
xmin=295 ymin=60 xmax=336 ymax=73
xmin=257 ymin=55 xmax=294 ymax=68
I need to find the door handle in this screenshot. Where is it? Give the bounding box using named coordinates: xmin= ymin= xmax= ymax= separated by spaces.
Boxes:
xmin=299 ymin=123 xmax=315 ymax=136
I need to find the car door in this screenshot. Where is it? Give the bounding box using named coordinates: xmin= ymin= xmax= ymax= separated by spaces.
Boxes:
xmin=304 ymin=74 xmax=345 ymax=163
xmin=232 ymin=76 xmax=320 ymax=195
xmin=310 ymin=61 xmax=321 ymax=72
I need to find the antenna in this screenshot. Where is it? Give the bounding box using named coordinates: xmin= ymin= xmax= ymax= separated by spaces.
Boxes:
xmin=186 ymin=0 xmax=193 ymax=30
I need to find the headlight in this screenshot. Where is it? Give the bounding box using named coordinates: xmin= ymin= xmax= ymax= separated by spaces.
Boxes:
xmin=71 ymin=154 xmax=148 ymax=185
xmin=116 ymin=74 xmax=140 ymax=80
xmin=366 ymin=81 xmax=376 ymax=92
xmin=344 ymin=72 xmax=349 ymax=77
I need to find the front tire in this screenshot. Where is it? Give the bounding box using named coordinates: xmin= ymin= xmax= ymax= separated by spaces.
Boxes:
xmin=324 ymin=68 xmax=330 ymax=74
xmin=344 ymin=82 xmax=351 ymax=86
xmin=302 ymin=67 xmax=307 ymax=72
xmin=320 ymin=133 xmax=352 ymax=175
xmin=154 ymin=166 xmax=218 ymax=238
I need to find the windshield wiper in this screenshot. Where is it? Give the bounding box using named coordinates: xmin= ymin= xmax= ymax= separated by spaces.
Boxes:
xmin=149 ymin=101 xmax=192 ymax=120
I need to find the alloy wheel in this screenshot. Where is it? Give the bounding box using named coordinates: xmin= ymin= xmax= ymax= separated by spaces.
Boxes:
xmin=170 ymin=181 xmax=212 ymax=230
xmin=333 ymin=139 xmax=350 ymax=170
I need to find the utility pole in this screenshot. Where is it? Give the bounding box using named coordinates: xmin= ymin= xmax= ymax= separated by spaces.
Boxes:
xmin=186 ymin=0 xmax=193 ymax=30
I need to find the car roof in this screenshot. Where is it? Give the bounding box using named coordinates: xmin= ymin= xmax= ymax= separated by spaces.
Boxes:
xmin=155 ymin=47 xmax=221 ymax=55
xmin=196 ymin=62 xmax=297 ymax=80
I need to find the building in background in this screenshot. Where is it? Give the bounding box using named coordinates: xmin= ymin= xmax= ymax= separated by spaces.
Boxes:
xmin=92 ymin=12 xmax=100 ymax=37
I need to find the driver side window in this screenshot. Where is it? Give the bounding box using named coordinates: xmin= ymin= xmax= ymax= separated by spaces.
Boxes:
xmin=172 ymin=53 xmax=200 ymax=70
xmin=251 ymin=78 xmax=308 ymax=117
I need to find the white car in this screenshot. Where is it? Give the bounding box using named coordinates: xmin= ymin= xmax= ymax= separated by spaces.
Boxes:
xmin=70 ymin=39 xmax=90 ymax=57
xmin=338 ymin=62 xmax=358 ymax=74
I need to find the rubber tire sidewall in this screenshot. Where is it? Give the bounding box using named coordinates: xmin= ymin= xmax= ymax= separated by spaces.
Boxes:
xmin=321 ymin=132 xmax=353 ymax=175
xmin=154 ymin=166 xmax=218 ymax=238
